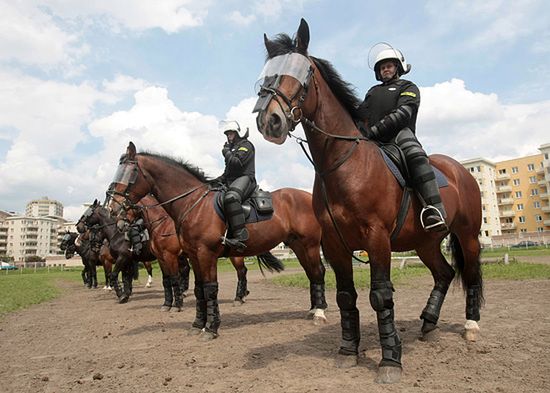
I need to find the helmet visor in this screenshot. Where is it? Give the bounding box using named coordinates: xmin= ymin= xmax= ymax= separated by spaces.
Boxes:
xmin=112 ymin=163 xmax=137 ymax=185
xmin=255 ymin=53 xmax=312 ymax=94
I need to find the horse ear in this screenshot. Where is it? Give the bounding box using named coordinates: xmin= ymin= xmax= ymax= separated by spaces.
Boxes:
xmin=264 ymin=33 xmax=277 ymax=58
xmin=127 ymin=141 xmax=136 ymax=160
xmin=295 ymin=18 xmax=310 ymax=52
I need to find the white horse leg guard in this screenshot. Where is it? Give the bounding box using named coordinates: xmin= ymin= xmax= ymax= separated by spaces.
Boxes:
xmin=463 ymin=319 xmax=480 ymax=341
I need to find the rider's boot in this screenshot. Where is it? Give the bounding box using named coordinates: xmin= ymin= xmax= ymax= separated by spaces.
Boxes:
xmin=411 ymin=159 xmax=447 ymax=232
xmin=222 ymin=193 xmax=249 ymax=252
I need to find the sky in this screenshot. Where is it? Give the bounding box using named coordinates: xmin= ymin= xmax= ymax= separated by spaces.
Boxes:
xmin=1 ymin=0 xmax=549 ymax=221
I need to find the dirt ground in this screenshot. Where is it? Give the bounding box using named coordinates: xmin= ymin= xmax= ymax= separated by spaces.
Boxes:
xmin=1 ymin=266 xmax=549 ymax=393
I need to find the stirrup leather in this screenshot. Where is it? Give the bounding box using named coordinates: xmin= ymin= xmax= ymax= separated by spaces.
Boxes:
xmin=420 ymin=205 xmax=447 ymax=231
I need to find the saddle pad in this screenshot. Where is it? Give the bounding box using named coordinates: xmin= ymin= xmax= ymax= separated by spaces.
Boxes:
xmin=380 ymin=149 xmax=448 ymax=188
xmin=213 ymin=192 xmax=273 ymax=224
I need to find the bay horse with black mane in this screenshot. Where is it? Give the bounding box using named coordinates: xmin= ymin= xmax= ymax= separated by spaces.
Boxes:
xmin=115 ymin=193 xmax=285 ymax=305
xmin=108 ymin=142 xmax=328 ymax=340
xmin=254 ymin=19 xmax=483 ymax=383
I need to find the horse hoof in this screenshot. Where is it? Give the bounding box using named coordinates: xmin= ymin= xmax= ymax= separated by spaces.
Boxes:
xmin=181 ymin=291 xmax=188 ymax=298
xmin=463 ymin=320 xmax=480 ymax=342
xmin=420 ymin=325 xmax=440 ymax=342
xmin=313 ymin=315 xmax=327 ymax=326
xmin=375 ymin=366 xmax=402 ymax=384
xmin=118 ymin=296 xmax=129 ymax=304
xmin=160 ymin=305 xmax=171 ymax=312
xmin=145 ymin=283 xmax=152 ymax=288
xmin=188 ymin=327 xmax=203 ymax=336
xmin=200 ymin=331 xmax=218 ymax=341
xmin=233 ymin=299 xmax=245 ymax=306
xmin=335 ymin=353 xmax=358 ymax=368
xmin=170 ymin=306 xmax=182 ymax=313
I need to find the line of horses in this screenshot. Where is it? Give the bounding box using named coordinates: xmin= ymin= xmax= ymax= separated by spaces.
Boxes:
xmin=71 ymin=19 xmax=483 ymax=384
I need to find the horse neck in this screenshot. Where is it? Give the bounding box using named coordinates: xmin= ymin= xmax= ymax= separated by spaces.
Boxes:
xmin=96 ymin=210 xmax=119 ymax=243
xmin=138 ymin=195 xmax=165 ymax=227
xmin=137 ymin=155 xmax=205 ymax=222
xmin=303 ymin=72 xmax=378 ymax=174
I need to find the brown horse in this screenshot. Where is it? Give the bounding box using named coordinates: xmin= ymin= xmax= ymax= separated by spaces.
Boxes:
xmin=117 ymin=193 xmax=285 ymax=305
xmin=108 ymin=142 xmax=328 ymax=339
xmin=254 ymin=19 xmax=483 ymax=383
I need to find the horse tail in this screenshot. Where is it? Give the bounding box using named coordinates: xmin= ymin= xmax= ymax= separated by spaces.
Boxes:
xmin=257 ymin=252 xmax=285 ymax=273
xmin=449 ymin=232 xmax=484 ymax=304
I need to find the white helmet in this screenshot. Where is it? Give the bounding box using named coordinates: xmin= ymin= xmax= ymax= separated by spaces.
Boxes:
xmin=219 ymin=120 xmax=248 ymax=138
xmin=369 ymin=43 xmax=411 ymax=81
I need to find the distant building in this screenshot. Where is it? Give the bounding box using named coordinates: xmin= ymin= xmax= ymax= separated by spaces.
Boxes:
xmin=25 ymin=196 xmax=63 ymax=218
xmin=461 ymin=143 xmax=550 ymax=246
xmin=5 ymin=215 xmax=59 ymax=261
xmin=0 ymin=210 xmax=14 ymax=257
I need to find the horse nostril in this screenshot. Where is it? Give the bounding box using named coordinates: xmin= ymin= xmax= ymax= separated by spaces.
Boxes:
xmin=269 ymin=113 xmax=281 ymax=131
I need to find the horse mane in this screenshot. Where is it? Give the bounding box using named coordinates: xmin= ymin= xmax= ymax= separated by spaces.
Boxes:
xmin=137 ymin=151 xmax=211 ymax=183
xmin=266 ymin=33 xmax=362 ymax=121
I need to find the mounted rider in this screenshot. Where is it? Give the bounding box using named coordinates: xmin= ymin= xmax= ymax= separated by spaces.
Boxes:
xmin=357 ymin=44 xmax=447 ymax=232
xmin=216 ymin=120 xmax=257 ymax=251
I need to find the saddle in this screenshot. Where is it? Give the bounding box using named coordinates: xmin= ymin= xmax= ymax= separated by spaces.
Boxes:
xmin=214 ymin=188 xmax=274 ymax=223
xmin=377 ymin=142 xmax=448 ymax=241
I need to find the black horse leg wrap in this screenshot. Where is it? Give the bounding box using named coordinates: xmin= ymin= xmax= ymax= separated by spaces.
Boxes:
xmin=466 ymin=284 xmax=481 ymax=321
xmin=192 ymin=282 xmax=206 ymax=329
xmin=236 ymin=278 xmax=248 ymax=300
xmin=162 ymin=277 xmax=173 ymax=306
xmin=336 ymin=289 xmax=360 ymax=355
xmin=370 ymin=281 xmax=401 ymax=366
xmin=310 ymin=281 xmax=328 ymax=309
xmin=420 ymin=283 xmax=448 ymax=324
xmin=204 ymin=282 xmax=221 ymax=333
xmin=171 ymin=276 xmax=183 ymax=307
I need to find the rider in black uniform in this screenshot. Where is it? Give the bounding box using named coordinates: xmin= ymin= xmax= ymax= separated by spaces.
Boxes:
xmin=357 ymin=46 xmax=447 ymax=232
xmin=217 ymin=120 xmax=257 ymax=250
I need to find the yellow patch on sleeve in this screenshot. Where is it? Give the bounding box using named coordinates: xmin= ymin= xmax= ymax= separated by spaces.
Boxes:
xmin=238 ymin=147 xmax=249 ymax=152
xmin=400 ymin=91 xmax=417 ymax=98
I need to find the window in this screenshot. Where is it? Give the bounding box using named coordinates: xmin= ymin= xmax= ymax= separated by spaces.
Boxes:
xmin=535 ymin=215 xmax=542 ymax=222
xmin=517 ymin=204 xmax=524 ymax=211
xmin=519 ymin=216 xmax=526 ymax=223
xmin=512 ymin=166 xmax=519 ymax=173
xmin=529 ymin=176 xmax=536 ymax=184
xmin=527 ymin=163 xmax=535 ymax=171
xmin=476 ymin=166 xmax=481 ymax=172
xmin=484 ymin=230 xmax=489 ymax=237
xmin=513 ymin=179 xmax=520 ymax=186
xmin=538 ymin=227 xmax=544 ymax=232
xmin=483 ymin=217 xmax=488 ymax=224
xmin=520 ymin=228 xmax=527 ymax=233
xmin=534 ymin=201 xmax=541 ymax=208
xmin=545 ymin=153 xmax=549 ymax=160
xmin=531 ymin=189 xmax=539 ymax=196
xmin=469 ymin=167 xmax=474 ymax=173
xmin=515 ymin=191 xmax=522 ymax=198
xmin=499 ymin=169 xmax=507 ymax=174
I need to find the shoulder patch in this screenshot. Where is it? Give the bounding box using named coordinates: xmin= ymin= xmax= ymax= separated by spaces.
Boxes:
xmin=400 ymin=91 xmax=417 ymax=98
xmin=238 ymin=147 xmax=249 ymax=152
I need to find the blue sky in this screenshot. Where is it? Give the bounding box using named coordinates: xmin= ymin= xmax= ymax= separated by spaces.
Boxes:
xmin=1 ymin=0 xmax=549 ymax=220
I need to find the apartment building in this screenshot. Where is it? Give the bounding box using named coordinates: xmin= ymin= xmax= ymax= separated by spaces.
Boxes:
xmin=461 ymin=143 xmax=550 ymax=245
xmin=5 ymin=215 xmax=59 ymax=261
xmin=25 ymin=196 xmax=63 ymax=218
xmin=0 ymin=210 xmax=14 ymax=257
xmin=460 ymin=158 xmax=501 ymax=247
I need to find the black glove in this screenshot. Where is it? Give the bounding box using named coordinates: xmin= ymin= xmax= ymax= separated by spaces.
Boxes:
xmin=222 ymin=143 xmax=231 ymax=158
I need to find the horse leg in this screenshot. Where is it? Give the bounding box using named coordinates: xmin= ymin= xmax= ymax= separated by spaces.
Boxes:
xmin=91 ymin=264 xmax=98 ymax=289
xmin=322 ymin=239 xmax=358 ymax=368
xmin=119 ymin=268 xmax=132 ymax=304
xmin=145 ymin=262 xmax=153 ymax=288
xmin=189 ymin=280 xmax=207 ymax=335
xmin=178 ymin=255 xmax=190 ymax=297
xmin=81 ymin=267 xmax=87 ymax=286
xmin=202 ymin=281 xmax=220 ymax=341
xmin=171 ymin=275 xmax=183 ymax=312
xmin=161 ymin=271 xmax=173 ymax=312
xmin=289 ymin=240 xmax=327 ymax=324
xmin=368 ymin=234 xmax=402 ymax=384
xmin=232 ymin=257 xmax=249 ymax=305
xmin=415 ymin=243 xmax=455 ymax=339
xmin=109 ymin=269 xmax=122 ymax=299
xmin=451 ymin=232 xmax=484 ymax=341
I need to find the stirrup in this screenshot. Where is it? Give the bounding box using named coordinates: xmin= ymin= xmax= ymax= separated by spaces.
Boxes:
xmin=220 ymin=235 xmax=247 ymax=252
xmin=420 ymin=205 xmax=448 ymax=232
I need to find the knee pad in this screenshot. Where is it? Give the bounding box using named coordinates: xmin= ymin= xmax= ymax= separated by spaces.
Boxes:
xmin=369 ymin=281 xmax=395 ymax=311
xmin=336 ymin=289 xmax=357 ymax=310
xmin=224 ymin=190 xmax=241 ymax=204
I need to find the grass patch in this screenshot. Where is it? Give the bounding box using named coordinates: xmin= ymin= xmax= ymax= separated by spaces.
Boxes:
xmin=272 ymin=261 xmax=550 ymax=289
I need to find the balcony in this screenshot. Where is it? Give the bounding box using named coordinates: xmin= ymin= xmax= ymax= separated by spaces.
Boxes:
xmin=540 ymin=192 xmax=549 ymax=199
xmin=499 ymin=210 xmax=515 ymax=218
xmin=536 ymin=167 xmax=544 ymax=174
xmin=544 ymin=220 xmax=550 ymax=226
xmin=496 ymin=186 xmax=512 ymax=193
xmin=498 ymin=198 xmax=514 ymax=205
xmin=542 ymin=206 xmax=550 ymax=212
xmin=501 ymin=223 xmax=516 ymax=230
xmin=539 ymin=179 xmax=547 ymax=185
xmin=496 ymin=173 xmax=510 ymax=180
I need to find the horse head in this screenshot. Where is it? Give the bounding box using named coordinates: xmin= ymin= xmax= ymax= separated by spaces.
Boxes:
xmin=108 ymin=142 xmax=152 ymax=219
xmin=59 ymin=231 xmax=76 ymax=251
xmin=254 ymin=18 xmax=316 ymax=144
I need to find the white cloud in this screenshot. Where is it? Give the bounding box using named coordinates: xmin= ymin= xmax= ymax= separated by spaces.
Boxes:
xmin=418 ymin=78 xmax=550 ymax=161
xmin=40 ymin=0 xmax=208 ymax=33
xmin=102 ymin=74 xmax=150 ymax=94
xmin=226 ymin=11 xmax=256 ymax=26
xmin=0 ymin=1 xmax=84 ymax=67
